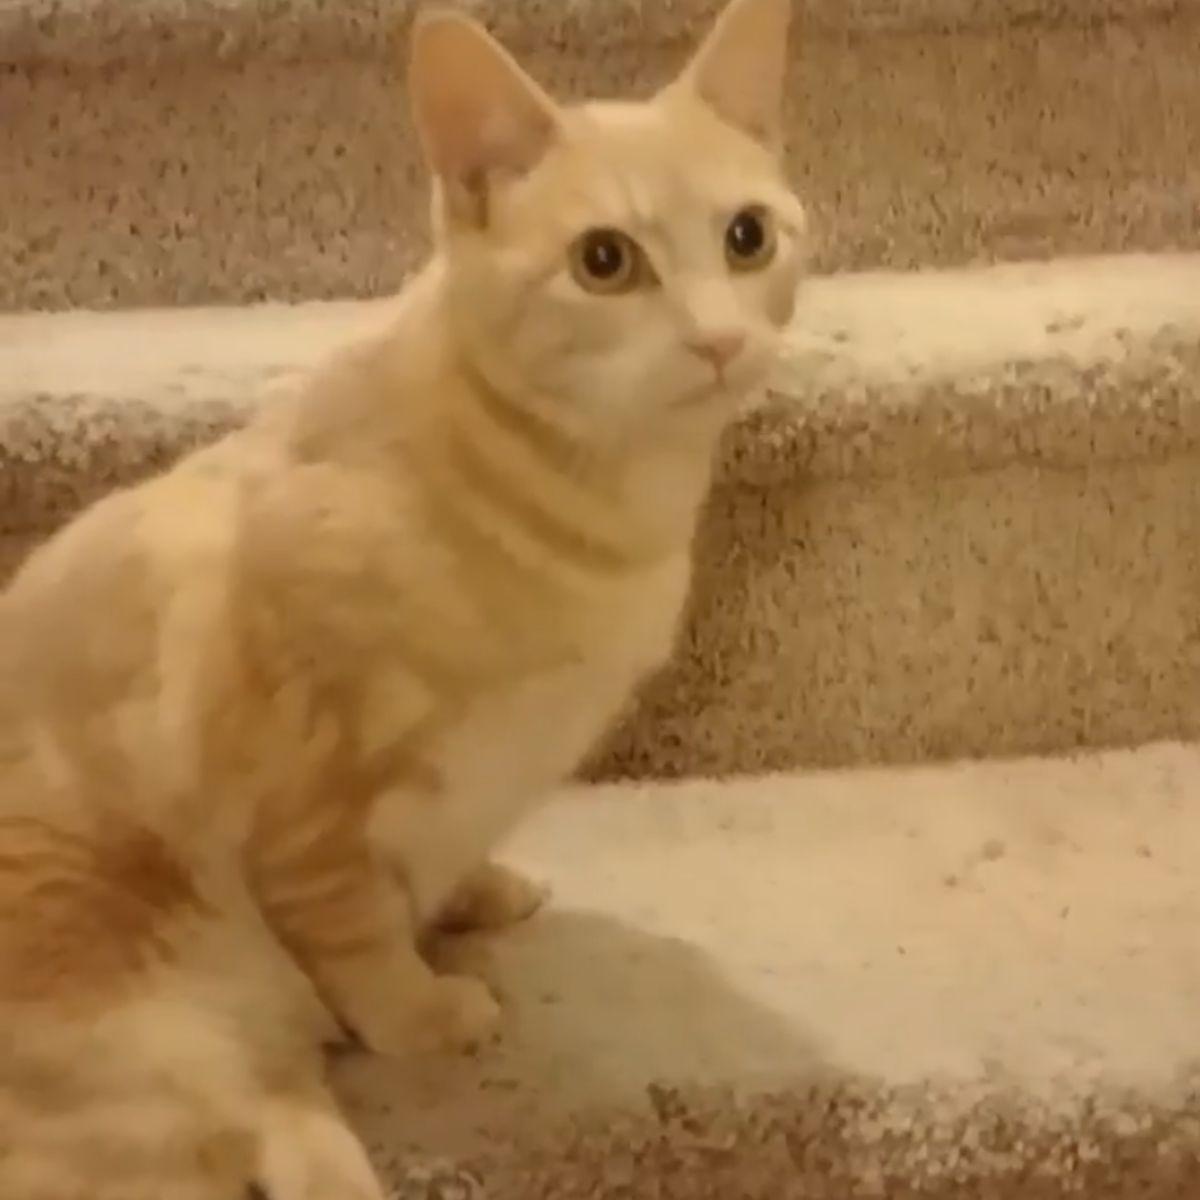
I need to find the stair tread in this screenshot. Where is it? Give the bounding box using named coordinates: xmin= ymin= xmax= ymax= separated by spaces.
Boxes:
xmin=345 ymin=739 xmax=1200 ymax=1194
xmin=3 ymin=255 xmax=1198 ymax=495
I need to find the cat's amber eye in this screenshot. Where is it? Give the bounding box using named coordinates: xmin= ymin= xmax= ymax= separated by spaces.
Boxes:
xmin=724 ymin=206 xmax=777 ymax=272
xmin=567 ymin=228 xmax=647 ymax=295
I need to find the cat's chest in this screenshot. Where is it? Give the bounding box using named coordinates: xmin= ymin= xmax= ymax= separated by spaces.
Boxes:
xmin=445 ymin=632 xmax=648 ymax=792
xmin=390 ymin=557 xmax=688 ymax=914
xmin=443 ymin=560 xmax=685 ymax=789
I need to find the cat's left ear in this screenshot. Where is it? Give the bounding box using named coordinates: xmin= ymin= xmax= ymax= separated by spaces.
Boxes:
xmin=673 ymin=0 xmax=792 ymax=151
xmin=408 ymin=9 xmax=561 ymax=226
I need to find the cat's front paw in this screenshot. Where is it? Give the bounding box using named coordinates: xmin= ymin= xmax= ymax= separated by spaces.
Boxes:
xmin=436 ymin=861 xmax=549 ymax=932
xmin=417 ymin=974 xmax=503 ymax=1053
xmin=351 ymin=973 xmax=502 ymax=1059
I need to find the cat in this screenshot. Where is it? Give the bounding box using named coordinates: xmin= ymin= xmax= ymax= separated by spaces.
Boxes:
xmin=0 ymin=0 xmax=806 ymax=1195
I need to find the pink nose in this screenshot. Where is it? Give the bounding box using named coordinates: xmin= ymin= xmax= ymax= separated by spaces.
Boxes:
xmin=685 ymin=331 xmax=746 ymax=370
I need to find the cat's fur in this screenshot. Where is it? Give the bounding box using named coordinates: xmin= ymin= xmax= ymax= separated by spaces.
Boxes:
xmin=0 ymin=0 xmax=805 ymax=1195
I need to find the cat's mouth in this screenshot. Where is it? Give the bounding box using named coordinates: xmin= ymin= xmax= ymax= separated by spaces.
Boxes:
xmin=670 ymin=381 xmax=723 ymax=411
xmin=670 ymin=387 xmax=739 ymax=418
xmin=673 ymin=365 xmax=759 ymax=411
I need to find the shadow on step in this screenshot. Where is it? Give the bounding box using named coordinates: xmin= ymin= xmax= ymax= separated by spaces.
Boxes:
xmin=331 ymin=908 xmax=1200 ymax=1199
xmin=335 ymin=908 xmax=823 ymax=1155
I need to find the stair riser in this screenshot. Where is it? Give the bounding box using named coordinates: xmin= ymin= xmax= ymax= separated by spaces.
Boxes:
xmin=5 ymin=412 xmax=1197 ymax=775
xmin=6 ymin=10 xmax=1198 ymax=309
xmin=599 ymin=453 xmax=1200 ymax=776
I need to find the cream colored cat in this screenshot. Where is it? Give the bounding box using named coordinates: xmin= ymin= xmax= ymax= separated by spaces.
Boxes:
xmin=0 ymin=0 xmax=805 ymax=1195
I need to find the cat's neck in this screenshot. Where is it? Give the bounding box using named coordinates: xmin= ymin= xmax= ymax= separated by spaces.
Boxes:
xmin=286 ymin=261 xmax=724 ymax=561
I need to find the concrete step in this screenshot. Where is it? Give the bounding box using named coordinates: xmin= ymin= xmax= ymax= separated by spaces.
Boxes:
xmin=4 ymin=0 xmax=1197 ymax=309
xmin=340 ymin=740 xmax=1200 ymax=1198
xmin=3 ymin=252 xmax=1199 ymax=773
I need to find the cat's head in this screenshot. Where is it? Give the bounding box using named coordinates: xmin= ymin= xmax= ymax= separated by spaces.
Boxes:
xmin=409 ymin=0 xmax=805 ymax=440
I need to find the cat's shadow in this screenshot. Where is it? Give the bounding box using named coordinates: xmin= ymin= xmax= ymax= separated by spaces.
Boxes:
xmin=335 ymin=907 xmax=824 ymax=1153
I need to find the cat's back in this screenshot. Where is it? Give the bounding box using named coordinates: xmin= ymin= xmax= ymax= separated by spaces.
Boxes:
xmin=5 ymin=444 xmax=240 ymax=653
xmin=0 ymin=433 xmax=282 ymax=798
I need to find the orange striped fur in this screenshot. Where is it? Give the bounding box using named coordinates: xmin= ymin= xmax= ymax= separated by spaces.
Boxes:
xmin=0 ymin=0 xmax=804 ymax=1195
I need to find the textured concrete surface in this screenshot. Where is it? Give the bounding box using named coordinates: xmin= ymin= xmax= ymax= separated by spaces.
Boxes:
xmin=3 ymin=254 xmax=1199 ymax=772
xmin=4 ymin=0 xmax=1198 ymax=308
xmin=342 ymin=740 xmax=1200 ymax=1198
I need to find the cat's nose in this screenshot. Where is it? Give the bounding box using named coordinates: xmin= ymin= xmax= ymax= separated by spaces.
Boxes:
xmin=685 ymin=330 xmax=746 ymax=371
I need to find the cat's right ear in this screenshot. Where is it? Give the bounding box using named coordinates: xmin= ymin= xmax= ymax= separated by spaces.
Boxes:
xmin=408 ymin=9 xmax=561 ymax=228
xmin=672 ymin=0 xmax=792 ymax=152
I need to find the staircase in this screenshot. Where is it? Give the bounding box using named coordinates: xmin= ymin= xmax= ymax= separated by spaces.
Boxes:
xmin=4 ymin=0 xmax=1200 ymax=1196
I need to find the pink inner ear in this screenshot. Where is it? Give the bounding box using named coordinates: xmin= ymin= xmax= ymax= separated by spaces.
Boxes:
xmin=474 ymin=107 xmax=557 ymax=179
xmin=411 ymin=14 xmax=559 ymax=191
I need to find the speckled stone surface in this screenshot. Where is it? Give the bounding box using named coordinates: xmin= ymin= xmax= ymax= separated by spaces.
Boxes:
xmin=343 ymin=745 xmax=1200 ymax=1199
xmin=4 ymin=0 xmax=1198 ymax=308
xmin=3 ymin=254 xmax=1199 ymax=771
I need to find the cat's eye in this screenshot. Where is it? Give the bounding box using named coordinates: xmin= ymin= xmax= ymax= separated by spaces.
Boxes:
xmin=568 ymin=228 xmax=647 ymax=295
xmin=724 ymin=206 xmax=777 ymax=272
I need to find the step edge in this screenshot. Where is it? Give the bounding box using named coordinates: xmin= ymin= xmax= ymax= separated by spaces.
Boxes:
xmin=1 ymin=254 xmax=1197 ymax=516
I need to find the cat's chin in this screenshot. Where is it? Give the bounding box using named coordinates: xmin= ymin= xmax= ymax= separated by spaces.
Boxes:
xmin=665 ymin=388 xmax=724 ymax=418
xmin=668 ymin=372 xmax=764 ymax=418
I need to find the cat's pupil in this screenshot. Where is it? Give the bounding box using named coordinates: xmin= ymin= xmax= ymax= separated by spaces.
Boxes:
xmin=727 ymin=209 xmax=765 ymax=258
xmin=581 ymin=231 xmax=625 ymax=279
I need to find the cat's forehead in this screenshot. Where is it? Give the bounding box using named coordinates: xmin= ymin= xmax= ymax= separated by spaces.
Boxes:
xmin=540 ymin=98 xmax=783 ymax=229
xmin=560 ymin=98 xmax=762 ymax=174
